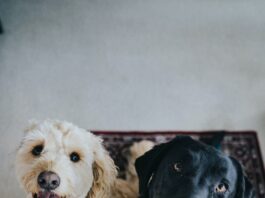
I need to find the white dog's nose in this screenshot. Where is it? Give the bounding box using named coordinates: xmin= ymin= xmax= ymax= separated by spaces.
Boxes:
xmin=38 ymin=171 xmax=60 ymax=190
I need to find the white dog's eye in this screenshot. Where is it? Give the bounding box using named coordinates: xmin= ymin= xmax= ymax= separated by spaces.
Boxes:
xmin=70 ymin=152 xmax=80 ymax=162
xmin=32 ymin=145 xmax=43 ymax=156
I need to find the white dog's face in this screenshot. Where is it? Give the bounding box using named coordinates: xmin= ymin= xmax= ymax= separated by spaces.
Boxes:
xmin=16 ymin=120 xmax=105 ymax=198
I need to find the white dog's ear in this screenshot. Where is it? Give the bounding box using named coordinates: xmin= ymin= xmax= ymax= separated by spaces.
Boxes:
xmin=86 ymin=135 xmax=117 ymax=198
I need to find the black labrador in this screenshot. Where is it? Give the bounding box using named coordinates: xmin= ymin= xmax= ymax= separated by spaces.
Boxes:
xmin=135 ymin=136 xmax=255 ymax=198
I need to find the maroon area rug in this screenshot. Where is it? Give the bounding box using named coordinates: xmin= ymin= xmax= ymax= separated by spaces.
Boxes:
xmin=93 ymin=131 xmax=265 ymax=197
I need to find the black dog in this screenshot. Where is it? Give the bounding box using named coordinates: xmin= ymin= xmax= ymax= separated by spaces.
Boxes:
xmin=135 ymin=136 xmax=255 ymax=198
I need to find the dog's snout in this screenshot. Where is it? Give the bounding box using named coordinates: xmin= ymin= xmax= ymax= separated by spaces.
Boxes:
xmin=38 ymin=171 xmax=60 ymax=190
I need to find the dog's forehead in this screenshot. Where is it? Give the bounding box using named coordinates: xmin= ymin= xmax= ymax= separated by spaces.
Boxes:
xmin=165 ymin=139 xmax=229 ymax=167
xmin=167 ymin=138 xmax=210 ymax=156
xmin=62 ymin=128 xmax=93 ymax=148
xmin=23 ymin=121 xmax=92 ymax=149
xmin=166 ymin=140 xmax=237 ymax=178
xmin=23 ymin=125 xmax=58 ymax=143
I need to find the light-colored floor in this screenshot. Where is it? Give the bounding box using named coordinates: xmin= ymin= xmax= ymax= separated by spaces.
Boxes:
xmin=1 ymin=0 xmax=265 ymax=197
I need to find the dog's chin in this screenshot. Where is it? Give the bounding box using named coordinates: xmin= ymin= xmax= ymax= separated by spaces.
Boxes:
xmin=32 ymin=192 xmax=62 ymax=198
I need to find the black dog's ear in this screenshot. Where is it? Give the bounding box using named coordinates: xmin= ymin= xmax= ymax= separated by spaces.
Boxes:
xmin=135 ymin=136 xmax=193 ymax=197
xmin=135 ymin=142 xmax=170 ymax=197
xmin=230 ymin=157 xmax=255 ymax=198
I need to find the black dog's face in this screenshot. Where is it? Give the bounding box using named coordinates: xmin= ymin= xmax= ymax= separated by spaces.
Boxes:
xmin=148 ymin=142 xmax=237 ymax=198
xmin=135 ymin=136 xmax=255 ymax=198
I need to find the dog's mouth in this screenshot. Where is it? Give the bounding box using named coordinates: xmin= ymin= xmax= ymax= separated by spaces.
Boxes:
xmin=32 ymin=192 xmax=61 ymax=198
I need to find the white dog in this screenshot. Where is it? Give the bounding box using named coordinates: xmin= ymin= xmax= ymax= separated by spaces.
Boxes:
xmin=16 ymin=120 xmax=136 ymax=198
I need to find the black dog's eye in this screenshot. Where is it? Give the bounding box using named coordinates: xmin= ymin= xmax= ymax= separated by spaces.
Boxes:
xmin=70 ymin=152 xmax=80 ymax=162
xmin=215 ymin=183 xmax=228 ymax=194
xmin=31 ymin=145 xmax=44 ymax=156
xmin=173 ymin=162 xmax=182 ymax=173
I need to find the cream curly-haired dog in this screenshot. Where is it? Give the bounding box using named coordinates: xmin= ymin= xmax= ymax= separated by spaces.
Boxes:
xmin=16 ymin=120 xmax=148 ymax=198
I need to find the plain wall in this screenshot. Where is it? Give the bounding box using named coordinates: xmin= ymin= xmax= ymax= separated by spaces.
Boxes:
xmin=1 ymin=0 xmax=265 ymax=197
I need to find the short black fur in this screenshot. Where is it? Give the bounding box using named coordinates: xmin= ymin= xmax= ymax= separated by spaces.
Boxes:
xmin=135 ymin=136 xmax=255 ymax=198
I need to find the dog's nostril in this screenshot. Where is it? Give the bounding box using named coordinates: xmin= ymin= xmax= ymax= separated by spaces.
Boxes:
xmin=38 ymin=178 xmax=46 ymax=185
xmin=51 ymin=180 xmax=58 ymax=186
xmin=38 ymin=171 xmax=60 ymax=190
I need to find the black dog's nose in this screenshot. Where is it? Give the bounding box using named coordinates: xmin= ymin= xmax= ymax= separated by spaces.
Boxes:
xmin=38 ymin=171 xmax=60 ymax=190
